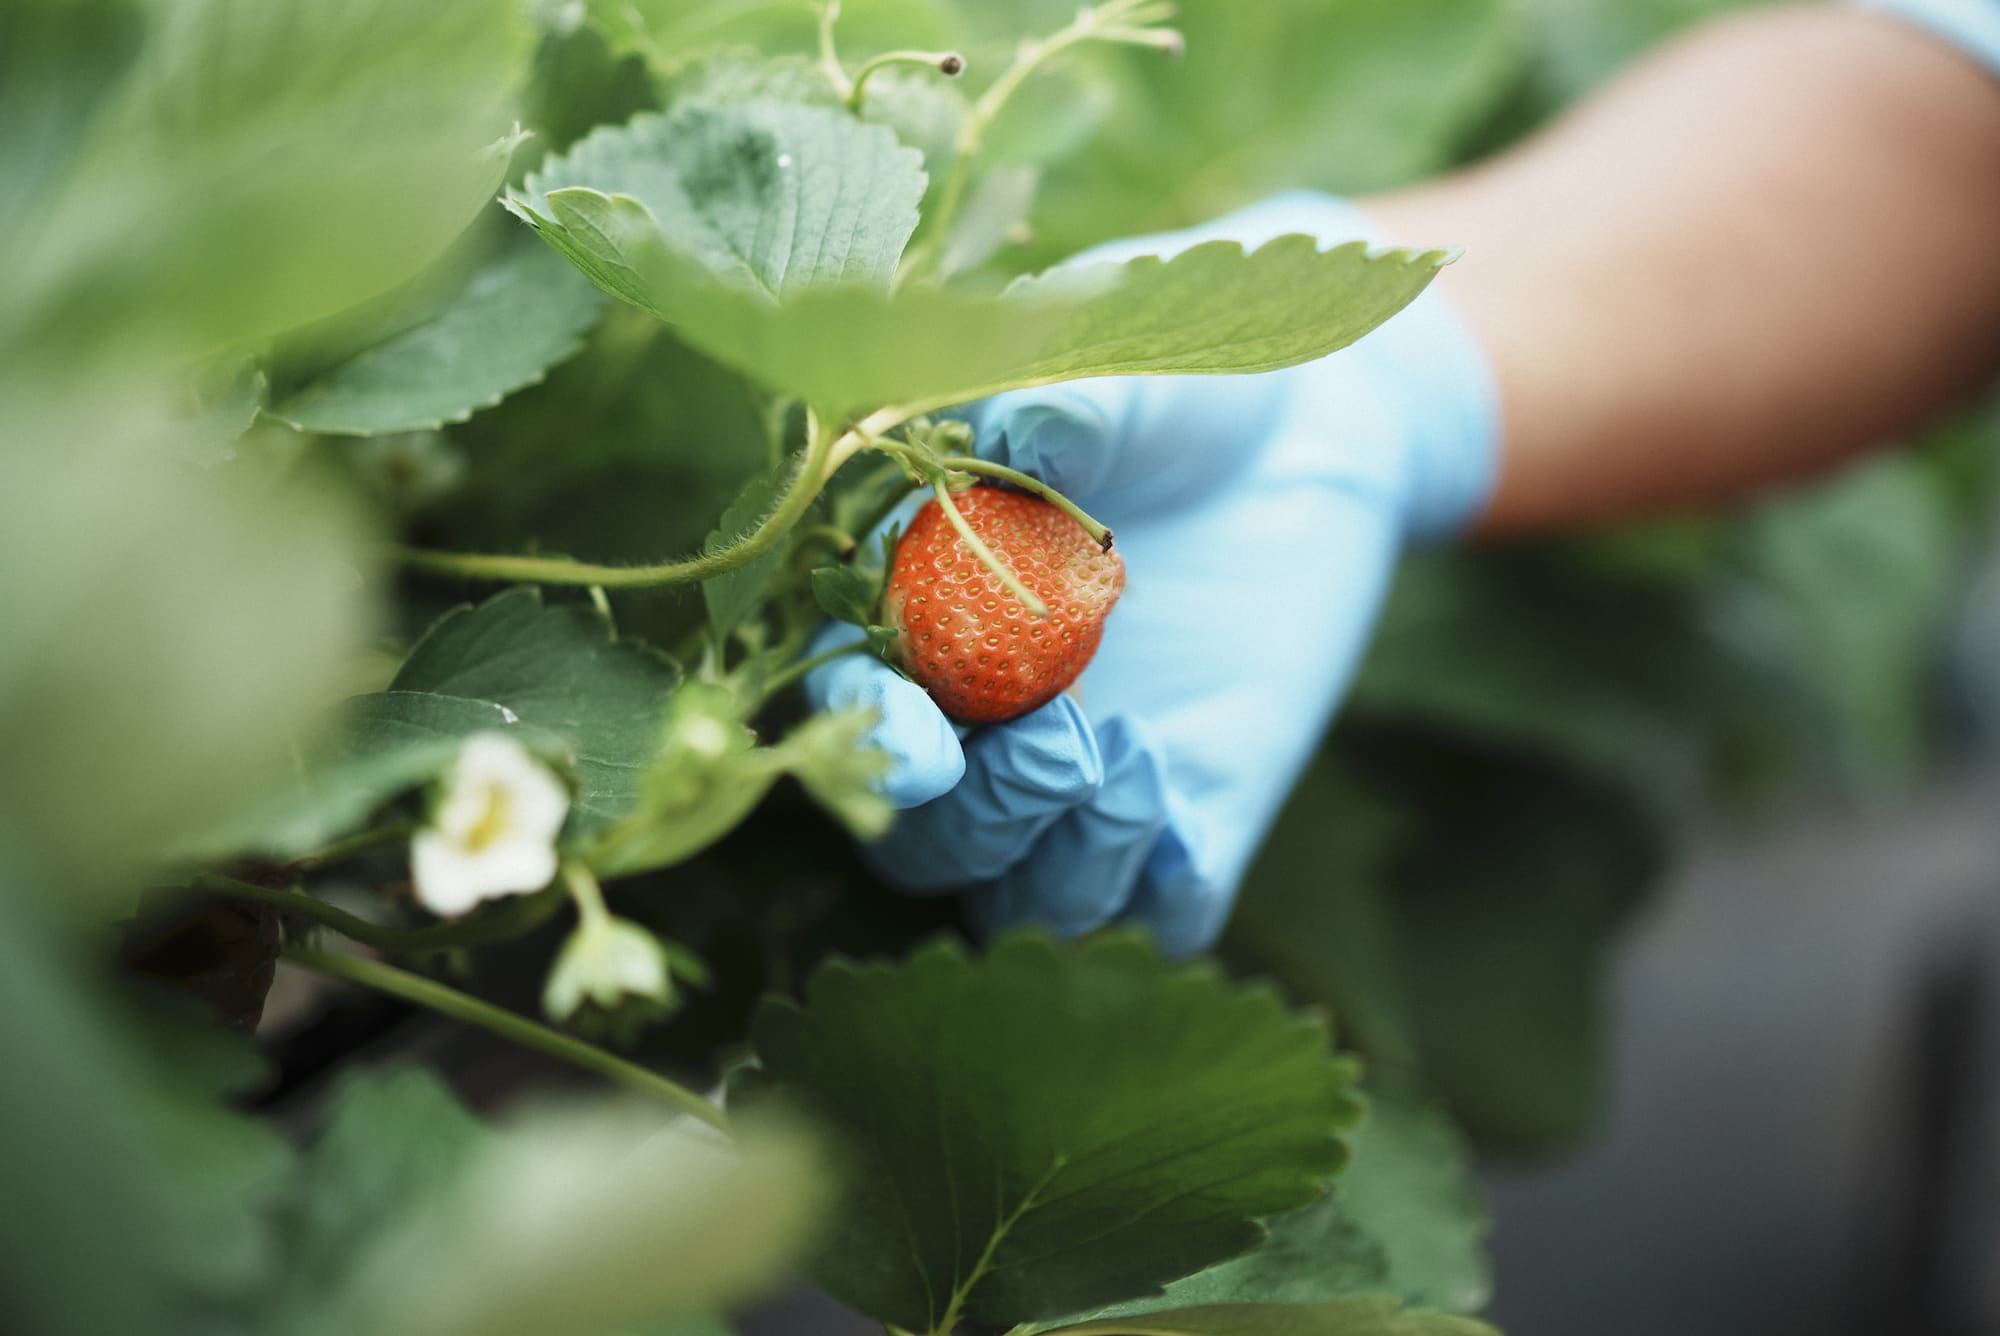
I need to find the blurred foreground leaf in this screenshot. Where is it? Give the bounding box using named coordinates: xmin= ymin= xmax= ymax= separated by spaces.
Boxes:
xmin=0 ymin=871 xmax=290 ymax=1335
xmin=285 ymin=1065 xmax=823 ymax=1336
xmin=9 ymin=0 xmax=534 ymax=358
xmin=0 ymin=378 xmax=374 ymax=898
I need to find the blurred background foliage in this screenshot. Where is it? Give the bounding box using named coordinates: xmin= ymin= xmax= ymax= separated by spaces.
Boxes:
xmin=3 ymin=0 xmax=1997 ymax=1329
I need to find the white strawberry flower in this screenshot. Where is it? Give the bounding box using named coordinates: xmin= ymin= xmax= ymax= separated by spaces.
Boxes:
xmin=411 ymin=732 xmax=569 ymax=917
xmin=542 ymin=913 xmax=673 ymax=1022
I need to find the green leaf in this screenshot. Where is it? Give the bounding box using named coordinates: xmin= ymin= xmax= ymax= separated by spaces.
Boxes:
xmin=735 ymin=933 xmax=1364 ymax=1333
xmin=1039 ymin=1297 xmax=1496 ymax=1336
xmin=283 ymin=1067 xmax=826 ymax=1336
xmin=0 ymin=0 xmax=146 ymax=245
xmin=522 ymin=188 xmax=1453 ymax=418
xmin=435 ymin=322 xmax=772 ymax=581
xmin=524 ymin=11 xmax=662 ymax=154
xmin=583 ymin=683 xmax=783 ymax=877
xmin=1323 ymin=1089 xmax=1489 ymax=1314
xmin=811 ymin=564 xmax=879 ymax=625
xmin=11 ymin=0 xmax=534 ymax=357
xmin=1049 ymin=1088 xmax=1488 ymax=1323
xmin=514 ymin=100 xmax=927 ymax=296
xmin=270 ymin=238 xmax=604 ymax=435
xmin=387 ymin=587 xmax=684 ymax=829
xmin=0 ymin=874 xmax=292 ymax=1334
xmin=704 ymin=461 xmax=792 ymax=645
xmin=179 ymin=590 xmax=682 ymax=862
xmin=993 ymin=236 xmax=1455 ymax=388
xmin=173 ymin=692 xmax=517 ymax=861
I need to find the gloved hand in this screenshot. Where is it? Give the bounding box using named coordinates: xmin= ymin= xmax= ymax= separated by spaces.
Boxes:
xmin=807 ymin=191 xmax=1501 ymax=955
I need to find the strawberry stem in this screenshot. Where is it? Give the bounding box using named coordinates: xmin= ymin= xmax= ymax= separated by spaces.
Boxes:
xmin=395 ymin=405 xmax=914 ymax=589
xmin=930 ymin=479 xmax=1050 ymax=618
xmin=933 ymin=455 xmax=1113 ymax=551
xmin=897 ymin=0 xmax=1183 ymax=287
xmin=760 ymin=637 xmax=872 ymax=699
xmin=848 ymin=49 xmax=966 ymax=110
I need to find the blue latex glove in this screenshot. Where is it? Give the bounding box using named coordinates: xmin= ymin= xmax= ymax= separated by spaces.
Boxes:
xmin=808 ymin=191 xmax=1501 ymax=955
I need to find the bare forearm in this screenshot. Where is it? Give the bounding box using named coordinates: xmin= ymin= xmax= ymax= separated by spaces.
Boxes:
xmin=1368 ymin=5 xmax=2000 ymax=533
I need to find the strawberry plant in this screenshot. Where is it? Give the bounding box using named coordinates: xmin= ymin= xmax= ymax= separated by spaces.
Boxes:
xmin=4 ymin=0 xmax=1991 ymax=1334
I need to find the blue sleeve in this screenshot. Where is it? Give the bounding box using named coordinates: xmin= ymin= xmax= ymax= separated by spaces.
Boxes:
xmin=1864 ymin=0 xmax=2000 ymax=76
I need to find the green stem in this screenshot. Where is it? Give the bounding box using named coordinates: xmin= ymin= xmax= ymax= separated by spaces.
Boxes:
xmin=816 ymin=0 xmax=855 ymax=100
xmin=288 ymin=818 xmax=414 ymax=872
xmin=931 ymin=479 xmax=1049 ymax=617
xmin=934 ymin=455 xmax=1114 ymax=550
xmin=794 ymin=523 xmax=858 ymax=558
xmin=850 ymin=476 xmax=925 ymax=551
xmin=587 ymin=585 xmax=619 ymax=638
xmin=399 ymin=408 xmax=842 ymax=590
xmin=561 ymin=860 xmax=610 ymax=928
xmin=201 ymin=872 xmax=565 ymax=953
xmin=928 ymin=1156 xmax=1063 ymax=1336
xmin=847 ymin=49 xmax=965 ymax=110
xmin=286 ymin=944 xmax=730 ymax=1133
xmin=904 ymin=0 xmax=1177 ymax=284
xmin=760 ymin=638 xmax=871 ymax=699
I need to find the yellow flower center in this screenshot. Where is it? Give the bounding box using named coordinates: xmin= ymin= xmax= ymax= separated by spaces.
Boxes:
xmin=460 ymin=781 xmax=513 ymax=852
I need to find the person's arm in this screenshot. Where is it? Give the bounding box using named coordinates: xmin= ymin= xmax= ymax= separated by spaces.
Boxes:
xmin=1367 ymin=4 xmax=2000 ymax=533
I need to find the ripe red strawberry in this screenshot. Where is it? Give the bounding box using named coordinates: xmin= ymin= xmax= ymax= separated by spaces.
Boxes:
xmin=884 ymin=485 xmax=1124 ymax=723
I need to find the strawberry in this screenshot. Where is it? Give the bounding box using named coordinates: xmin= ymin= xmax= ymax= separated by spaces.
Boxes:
xmin=884 ymin=485 xmax=1124 ymax=723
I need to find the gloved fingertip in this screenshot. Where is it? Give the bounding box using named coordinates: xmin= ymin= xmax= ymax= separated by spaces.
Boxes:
xmin=986 ymin=714 xmax=1169 ymax=938
xmin=980 ymin=693 xmax=1104 ymax=806
xmin=807 ymin=653 xmax=964 ymax=809
xmin=871 ymin=682 xmax=966 ymax=809
xmin=962 ymin=382 xmax=1134 ymax=495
